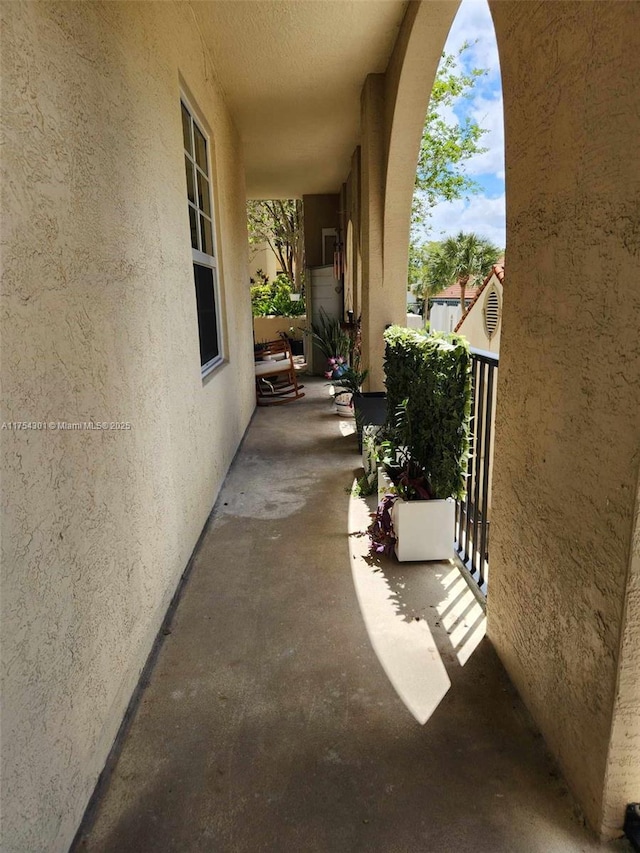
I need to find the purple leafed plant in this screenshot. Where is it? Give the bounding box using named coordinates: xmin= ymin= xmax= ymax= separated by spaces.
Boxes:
xmin=368 ymin=494 xmax=398 ymax=556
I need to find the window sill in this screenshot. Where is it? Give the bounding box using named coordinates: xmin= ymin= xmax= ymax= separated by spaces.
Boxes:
xmin=201 ymin=356 xmax=226 ymax=384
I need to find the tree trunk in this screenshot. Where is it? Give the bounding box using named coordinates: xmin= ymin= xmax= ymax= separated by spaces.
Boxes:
xmin=459 ymin=275 xmax=470 ymax=313
xmin=293 ymin=199 xmax=305 ymax=293
xmin=270 ymin=240 xmax=289 ymax=279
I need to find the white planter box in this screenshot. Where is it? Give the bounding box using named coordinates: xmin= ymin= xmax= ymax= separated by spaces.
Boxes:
xmin=377 ymin=467 xmax=395 ymax=501
xmin=392 ymin=498 xmax=455 ymax=562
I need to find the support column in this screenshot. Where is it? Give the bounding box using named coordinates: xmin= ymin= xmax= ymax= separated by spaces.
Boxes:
xmin=360 ymin=74 xmax=388 ymax=391
xmin=487 ymin=0 xmax=640 ymax=838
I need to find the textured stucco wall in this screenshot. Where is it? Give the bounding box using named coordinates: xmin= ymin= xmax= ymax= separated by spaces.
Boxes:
xmin=249 ymin=242 xmax=280 ymax=282
xmin=457 ymin=277 xmax=502 ymax=353
xmin=359 ymin=75 xmax=387 ymax=391
xmin=302 ymin=194 xmax=340 ymax=268
xmin=355 ymin=0 xmax=457 ymax=389
xmin=601 ymin=484 xmax=640 ymax=835
xmin=253 ymin=315 xmax=306 ymax=344
xmin=1 ymin=3 xmax=255 ymax=851
xmin=381 ymin=0 xmax=458 ymax=327
xmin=487 ymin=1 xmax=640 ymax=837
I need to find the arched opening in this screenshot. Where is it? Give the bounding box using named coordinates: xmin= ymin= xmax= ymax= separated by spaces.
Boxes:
xmin=344 ymin=219 xmax=354 ymax=321
xmin=368 ymin=0 xmax=636 ymax=840
xmin=384 ymin=0 xmax=505 ymax=591
xmin=381 ymin=0 xmax=640 ymax=838
xmin=411 ymin=0 xmax=505 ymax=335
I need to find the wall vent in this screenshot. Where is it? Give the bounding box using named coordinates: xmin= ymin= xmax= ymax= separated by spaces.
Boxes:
xmin=483 ymin=285 xmax=501 ymax=340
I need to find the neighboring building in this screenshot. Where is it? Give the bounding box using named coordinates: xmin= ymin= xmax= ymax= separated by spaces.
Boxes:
xmin=429 ymin=281 xmax=484 ymax=333
xmin=249 ymin=241 xmax=281 ymax=283
xmin=455 ymin=263 xmax=505 ymax=353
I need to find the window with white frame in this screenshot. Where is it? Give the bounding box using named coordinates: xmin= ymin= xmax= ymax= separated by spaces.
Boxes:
xmin=181 ymin=97 xmax=223 ymax=374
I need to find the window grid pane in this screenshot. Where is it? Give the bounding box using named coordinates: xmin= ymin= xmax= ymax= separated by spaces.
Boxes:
xmin=181 ymin=103 xmax=192 ymax=155
xmin=197 ymin=171 xmax=211 ymax=217
xmin=189 ymin=206 xmax=199 ymax=250
xmin=183 ymin=97 xmax=222 ymax=371
xmin=185 ymin=155 xmax=196 ymax=205
xmin=200 ymin=215 xmax=214 ymax=256
xmin=183 ymin=106 xmax=214 ymax=260
xmin=193 ymin=125 xmax=208 ymax=175
xmin=193 ymin=263 xmax=219 ymax=367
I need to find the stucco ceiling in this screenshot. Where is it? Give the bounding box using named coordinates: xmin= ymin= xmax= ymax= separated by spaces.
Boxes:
xmin=189 ymin=0 xmax=408 ymax=198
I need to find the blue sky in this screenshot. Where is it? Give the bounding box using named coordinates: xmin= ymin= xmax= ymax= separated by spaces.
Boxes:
xmin=419 ymin=0 xmax=505 ymax=249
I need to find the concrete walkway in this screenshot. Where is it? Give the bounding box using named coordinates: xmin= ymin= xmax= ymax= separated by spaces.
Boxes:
xmin=75 ymin=380 xmax=630 ymax=853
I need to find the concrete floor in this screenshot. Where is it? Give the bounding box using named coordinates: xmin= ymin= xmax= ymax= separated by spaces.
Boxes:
xmin=75 ymin=379 xmax=630 ymax=853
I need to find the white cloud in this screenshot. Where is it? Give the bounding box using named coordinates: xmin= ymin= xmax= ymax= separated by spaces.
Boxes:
xmin=424 ymin=193 xmax=506 ymax=249
xmin=465 ymin=93 xmax=505 ymax=178
xmin=415 ymin=0 xmax=506 ymax=249
xmin=430 ymin=0 xmax=505 ymax=182
xmin=445 ymin=0 xmax=501 ymax=82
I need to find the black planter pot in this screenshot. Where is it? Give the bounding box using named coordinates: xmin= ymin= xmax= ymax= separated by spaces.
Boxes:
xmin=353 ymin=392 xmax=387 ymax=452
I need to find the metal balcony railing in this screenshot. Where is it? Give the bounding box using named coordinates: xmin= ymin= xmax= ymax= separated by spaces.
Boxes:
xmin=455 ymin=348 xmax=499 ymax=596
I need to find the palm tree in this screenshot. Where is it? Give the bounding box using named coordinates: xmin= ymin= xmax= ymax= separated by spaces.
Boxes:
xmin=409 ymin=241 xmax=441 ymax=317
xmin=427 ymin=232 xmax=500 ymax=312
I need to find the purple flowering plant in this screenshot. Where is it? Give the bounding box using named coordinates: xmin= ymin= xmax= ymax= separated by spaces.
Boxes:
xmin=324 ymin=355 xmax=347 ymax=380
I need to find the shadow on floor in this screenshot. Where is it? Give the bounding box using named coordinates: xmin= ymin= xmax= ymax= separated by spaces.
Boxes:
xmin=74 ymin=379 xmax=631 ymax=853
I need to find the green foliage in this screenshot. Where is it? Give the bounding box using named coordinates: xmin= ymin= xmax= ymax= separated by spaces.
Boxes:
xmin=250 ymin=274 xmax=306 ymax=317
xmin=250 ymin=268 xmax=269 ymax=287
xmin=408 ymin=241 xmax=444 ymax=310
xmin=308 ymin=308 xmax=351 ymax=360
xmin=414 ymin=45 xmax=488 ymax=228
xmin=425 ymin=231 xmax=500 ymax=308
xmin=382 ymin=327 xmax=472 ymax=501
xmin=247 ymin=199 xmax=305 ymax=292
xmin=350 ymin=473 xmax=377 ymax=498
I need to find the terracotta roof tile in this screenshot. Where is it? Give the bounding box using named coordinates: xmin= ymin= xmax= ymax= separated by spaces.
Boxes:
xmin=434 ymin=281 xmax=483 ymax=301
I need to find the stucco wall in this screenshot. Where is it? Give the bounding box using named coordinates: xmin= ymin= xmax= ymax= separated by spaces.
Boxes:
xmin=356 ymin=0 xmax=457 ymax=389
xmin=1 ymin=3 xmax=255 ymax=851
xmin=601 ymin=482 xmax=640 ymax=835
xmin=381 ymin=0 xmax=458 ymax=328
xmin=253 ymin=315 xmax=306 ymax=344
xmin=302 ymin=194 xmax=340 ymax=268
xmin=457 ymin=277 xmax=502 ymax=353
xmin=487 ymin=1 xmax=640 ymax=837
xmin=359 ymin=75 xmax=387 ymax=390
xmin=249 ymin=241 xmax=280 ymax=282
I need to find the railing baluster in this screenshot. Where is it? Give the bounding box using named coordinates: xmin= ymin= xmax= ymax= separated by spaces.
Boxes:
xmin=470 ymin=361 xmax=486 ymax=580
xmin=478 ymin=362 xmax=494 ymax=588
xmin=455 ymin=347 xmax=498 ymax=597
xmin=463 ymin=358 xmax=479 ymax=562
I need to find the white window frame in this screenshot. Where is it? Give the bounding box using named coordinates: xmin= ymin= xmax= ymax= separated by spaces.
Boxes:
xmin=181 ymin=92 xmax=225 ymax=377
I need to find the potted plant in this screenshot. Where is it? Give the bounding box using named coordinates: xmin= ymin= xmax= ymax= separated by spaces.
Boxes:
xmin=307 ymin=307 xmax=352 ymax=379
xmin=330 ymin=359 xmax=369 ymax=417
xmin=370 ymin=327 xmax=472 ymax=562
xmin=279 ymin=327 xmax=305 ymax=357
xmin=353 ymin=392 xmax=386 ymax=454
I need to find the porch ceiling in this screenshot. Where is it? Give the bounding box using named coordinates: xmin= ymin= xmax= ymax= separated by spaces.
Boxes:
xmin=189 ymin=0 xmax=408 ymax=198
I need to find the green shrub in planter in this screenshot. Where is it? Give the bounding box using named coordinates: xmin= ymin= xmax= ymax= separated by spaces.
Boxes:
xmin=382 ymin=327 xmax=472 ymax=501
xmin=250 ymin=274 xmax=306 ymax=317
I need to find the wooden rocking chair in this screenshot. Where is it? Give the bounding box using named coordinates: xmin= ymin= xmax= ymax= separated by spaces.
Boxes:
xmin=254 ymin=339 xmax=305 ymax=405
